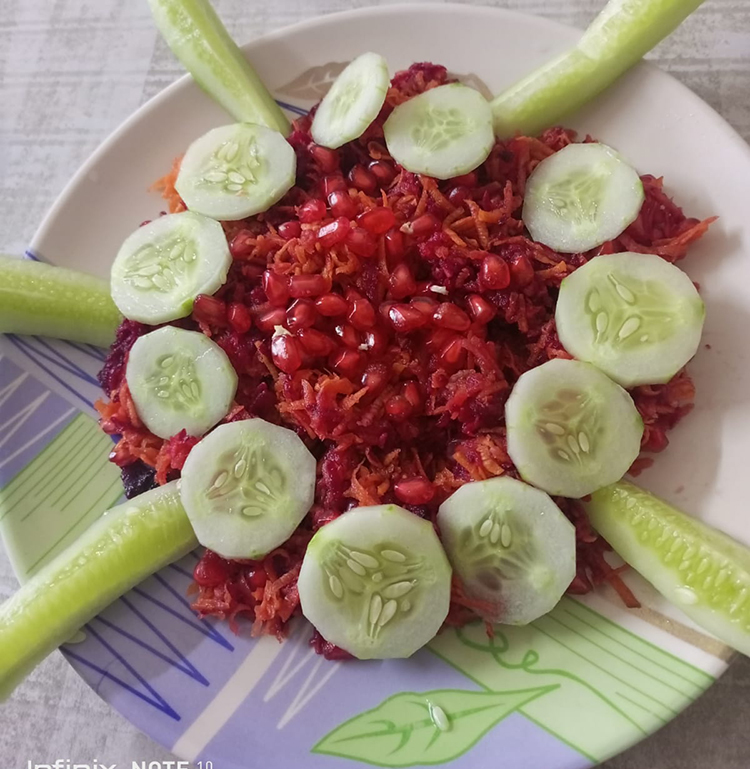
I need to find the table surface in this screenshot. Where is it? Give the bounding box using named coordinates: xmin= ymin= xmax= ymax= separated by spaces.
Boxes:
xmin=1 ymin=0 xmax=749 ymax=767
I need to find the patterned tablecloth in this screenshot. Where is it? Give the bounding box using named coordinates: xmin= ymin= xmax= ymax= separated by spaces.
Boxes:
xmin=1 ymin=1 xmax=749 ymax=766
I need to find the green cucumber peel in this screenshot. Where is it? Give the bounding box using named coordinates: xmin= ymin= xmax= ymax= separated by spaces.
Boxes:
xmin=147 ymin=0 xmax=290 ymax=136
xmin=0 ymin=255 xmax=122 ymax=347
xmin=0 ymin=481 xmax=197 ymax=699
xmin=491 ymin=0 xmax=706 ymax=137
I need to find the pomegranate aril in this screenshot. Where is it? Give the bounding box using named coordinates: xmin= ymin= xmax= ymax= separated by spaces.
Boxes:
xmin=298 ymin=327 xmax=334 ymax=357
xmin=323 ymin=174 xmax=348 ymax=197
xmin=316 ymin=293 xmax=349 ymax=316
xmin=388 ymin=304 xmax=428 ymax=333
xmin=447 ymin=186 xmax=470 ymax=208
xmin=256 ymin=306 xmax=287 ymax=333
xmin=229 ymin=229 xmax=255 ymax=258
xmin=347 ymin=293 xmax=376 ymax=330
xmin=394 ymin=477 xmax=435 ymax=505
xmin=467 ymin=294 xmax=496 ymax=325
xmin=286 ymin=299 xmax=316 ymax=331
xmin=348 ymin=164 xmax=377 ymax=194
xmin=357 ymin=206 xmax=396 ymax=235
xmin=318 ymin=217 xmax=351 ymax=248
xmin=289 ymin=273 xmax=328 ymax=298
xmin=272 ymin=333 xmax=303 ymax=374
xmin=450 ymin=171 xmax=478 ymax=188
xmin=511 ymin=254 xmax=535 ymax=288
xmin=310 ymin=144 xmax=340 ymax=173
xmin=346 ymin=227 xmax=377 ymax=258
xmin=440 ymin=336 xmax=465 ymax=367
xmin=384 ymin=228 xmax=406 ymax=263
xmin=193 ymin=294 xmax=227 ymax=327
xmin=263 ymin=270 xmax=290 ymax=306
xmin=331 ymin=349 xmax=364 ymax=378
xmin=379 ymin=301 xmax=396 ymax=324
xmin=481 ymin=254 xmax=511 ymax=290
xmin=433 ymin=302 xmax=471 ymax=332
xmin=328 ymin=189 xmax=357 ymax=219
xmin=402 ymin=382 xmax=422 ymax=410
xmin=361 ymin=362 xmax=389 ymax=395
xmin=193 ymin=551 xmax=229 ymax=587
xmin=389 ymin=264 xmax=417 ymax=299
xmin=299 ymin=198 xmax=327 ymax=223
xmin=334 ymin=323 xmax=361 ymax=349
xmin=277 ymin=221 xmax=302 ymax=240
xmin=410 ymin=296 xmax=439 ymax=319
xmin=403 ymin=213 xmax=440 ymax=238
xmin=228 ymin=303 xmax=252 ymax=333
xmin=247 ymin=568 xmax=268 ymax=589
xmin=426 ymin=328 xmax=453 ymax=351
xmin=362 ymin=328 xmax=388 ymax=356
xmin=385 ymin=395 xmax=412 ymax=420
xmin=369 ymin=160 xmax=396 ymax=188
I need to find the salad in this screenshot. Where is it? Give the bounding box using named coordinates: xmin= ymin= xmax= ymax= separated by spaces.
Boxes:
xmin=1 ymin=0 xmax=747 ymax=695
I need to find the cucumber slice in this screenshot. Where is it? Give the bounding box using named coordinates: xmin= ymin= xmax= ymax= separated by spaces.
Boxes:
xmin=438 ymin=477 xmax=575 ymax=625
xmin=298 ymin=505 xmax=452 ymax=659
xmin=110 ymin=211 xmax=231 ymax=324
xmin=383 ymin=84 xmax=495 ymax=180
xmin=179 ymin=419 xmax=316 ymax=559
xmin=0 ymin=481 xmax=197 ymax=699
xmin=557 ymin=252 xmax=705 ymax=387
xmin=311 ymin=52 xmax=390 ymax=149
xmin=522 ymin=143 xmax=644 ymax=253
xmin=147 ymin=0 xmax=290 ymax=135
xmin=175 ymin=123 xmax=296 ymax=221
xmin=491 ymin=0 xmax=706 ymax=138
xmin=0 ymin=255 xmax=122 ymax=347
xmin=505 ymin=358 xmax=643 ymax=498
xmin=126 ymin=326 xmax=237 ymax=439
xmin=586 ymin=481 xmax=750 ymax=657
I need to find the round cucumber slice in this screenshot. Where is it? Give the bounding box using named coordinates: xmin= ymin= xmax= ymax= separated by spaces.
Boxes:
xmin=180 ymin=419 xmax=316 ymax=560
xmin=586 ymin=481 xmax=750 ymax=657
xmin=522 ymin=142 xmax=644 ymax=253
xmin=505 ymin=358 xmax=643 ymax=498
xmin=175 ymin=123 xmax=296 ymax=221
xmin=383 ymin=83 xmax=495 ymax=180
xmin=298 ymin=505 xmax=452 ymax=659
xmin=126 ymin=326 xmax=237 ymax=439
xmin=311 ymin=52 xmax=390 ymax=149
xmin=438 ymin=477 xmax=575 ymax=625
xmin=556 ymin=252 xmax=705 ymax=387
xmin=111 ymin=211 xmax=231 ymax=324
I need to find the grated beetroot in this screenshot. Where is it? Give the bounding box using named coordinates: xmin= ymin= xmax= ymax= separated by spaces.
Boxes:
xmin=97 ymin=62 xmax=714 ymax=649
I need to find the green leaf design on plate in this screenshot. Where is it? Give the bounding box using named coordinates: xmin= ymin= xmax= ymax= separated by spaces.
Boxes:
xmin=312 ymin=686 xmax=554 ymax=767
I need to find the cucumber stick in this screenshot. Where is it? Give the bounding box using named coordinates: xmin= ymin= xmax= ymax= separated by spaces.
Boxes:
xmin=147 ymin=0 xmax=290 ymax=136
xmin=0 ymin=482 xmax=197 ymax=699
xmin=586 ymin=482 xmax=750 ymax=657
xmin=0 ymin=255 xmax=122 ymax=347
xmin=492 ymin=0 xmax=706 ymax=137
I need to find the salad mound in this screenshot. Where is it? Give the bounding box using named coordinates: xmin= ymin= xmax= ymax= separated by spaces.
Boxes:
xmin=94 ymin=63 xmax=713 ymax=653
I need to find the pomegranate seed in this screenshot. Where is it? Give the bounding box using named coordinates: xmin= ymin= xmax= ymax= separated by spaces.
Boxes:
xmin=286 ymin=299 xmax=316 ymax=331
xmin=331 ymin=348 xmax=364 ymax=378
xmin=447 ymin=185 xmax=470 ymax=208
xmin=256 ymin=306 xmax=286 ymax=333
xmin=323 ymin=174 xmax=348 ymax=197
xmin=328 ymin=189 xmax=357 ymax=219
xmin=388 ymin=304 xmax=428 ymax=333
xmin=334 ymin=323 xmax=361 ymax=349
xmin=247 ymin=568 xmax=268 ymax=589
xmin=193 ymin=551 xmax=230 ymax=587
xmin=298 ymin=327 xmax=334 ymax=357
xmin=348 ymin=164 xmax=377 ymax=194
xmin=193 ymin=294 xmax=227 ymax=327
xmin=272 ymin=332 xmax=303 ymax=374
xmin=450 ymin=171 xmax=478 ymax=188
xmin=410 ymin=296 xmax=439 ymax=319
xmin=467 ymin=294 xmax=496 ymax=325
xmin=368 ymin=160 xmax=396 ymax=187
xmin=229 ymin=229 xmax=255 ymax=258
xmin=347 ymin=293 xmax=376 ymax=330
xmin=425 ymin=328 xmax=453 ymax=351
xmin=318 ymin=217 xmax=351 ymax=248
xmin=357 ymin=206 xmax=396 ymax=235
xmin=228 ymin=302 xmax=252 ymax=333
xmin=361 ymin=362 xmax=389 ymax=395
xmin=362 ymin=327 xmax=388 ymax=356
xmin=385 ymin=395 xmax=413 ymax=420
xmin=299 ymin=198 xmax=327 ymax=223
xmin=289 ymin=273 xmax=328 ymax=298
xmin=310 ymin=144 xmax=339 ymax=173
xmin=402 ymin=381 xmax=422 ymax=410
xmin=481 ymin=254 xmax=511 ymax=290
xmin=315 ymin=292 xmax=349 ymax=316
xmin=511 ymin=254 xmax=535 ymax=288
xmin=384 ymin=228 xmax=406 ymax=262
xmin=394 ymin=477 xmax=435 ymax=505
xmin=277 ymin=220 xmax=302 ymax=239
xmin=389 ymin=264 xmax=417 ymax=299
xmin=440 ymin=336 xmax=465 ymax=367
xmin=403 ymin=213 xmax=440 ymax=238
xmin=433 ymin=302 xmax=471 ymax=332
xmin=263 ymin=270 xmax=289 ymax=306
xmin=379 ymin=301 xmax=396 ymax=324
xmin=346 ymin=227 xmax=377 ymax=257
